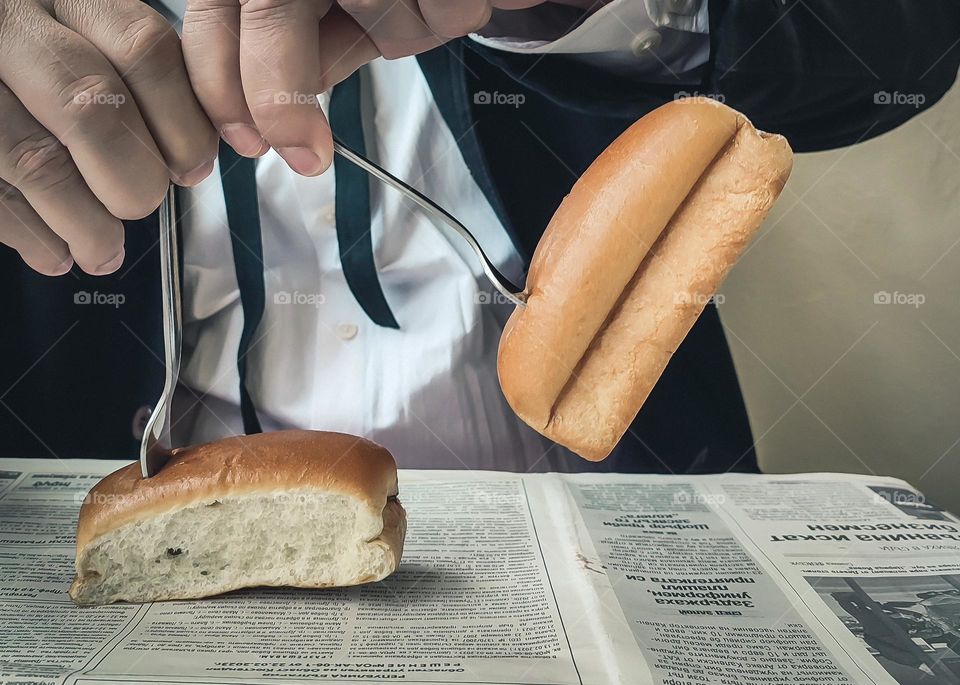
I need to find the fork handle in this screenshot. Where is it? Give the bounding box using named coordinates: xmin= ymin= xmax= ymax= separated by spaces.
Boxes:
xmin=332 ymin=138 xmax=527 ymax=307
xmin=140 ymin=185 xmax=181 ymax=478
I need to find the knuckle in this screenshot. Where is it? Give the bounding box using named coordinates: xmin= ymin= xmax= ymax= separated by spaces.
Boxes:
xmin=60 ymin=75 xmax=126 ymax=130
xmin=247 ymin=97 xmax=287 ymax=123
xmin=238 ymin=0 xmax=285 ymax=8
xmin=0 ymin=3 xmax=19 ymax=44
xmin=113 ymin=13 xmax=181 ymax=67
xmin=247 ymin=89 xmax=318 ymax=122
xmin=8 ymin=132 xmax=75 ymax=192
xmin=239 ymin=0 xmax=299 ymax=26
xmin=183 ymin=2 xmax=236 ymax=37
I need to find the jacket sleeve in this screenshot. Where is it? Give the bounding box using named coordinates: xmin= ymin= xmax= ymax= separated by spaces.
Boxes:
xmin=466 ymin=0 xmax=960 ymax=152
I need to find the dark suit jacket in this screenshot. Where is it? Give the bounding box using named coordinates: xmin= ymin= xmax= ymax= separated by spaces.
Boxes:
xmin=1 ymin=1 xmax=957 ymax=471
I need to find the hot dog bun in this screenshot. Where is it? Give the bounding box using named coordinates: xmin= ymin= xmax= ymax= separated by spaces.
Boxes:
xmin=497 ymin=99 xmax=793 ymax=461
xmin=70 ymin=430 xmax=405 ymax=605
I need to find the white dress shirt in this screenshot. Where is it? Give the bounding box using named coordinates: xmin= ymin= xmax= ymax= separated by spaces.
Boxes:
xmin=166 ymin=0 xmax=709 ymax=470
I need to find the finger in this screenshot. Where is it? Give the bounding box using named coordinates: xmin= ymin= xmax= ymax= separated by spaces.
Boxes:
xmin=418 ymin=0 xmax=492 ymax=39
xmin=0 ymin=180 xmax=73 ymax=277
xmin=491 ymin=0 xmax=545 ymax=7
xmin=184 ymin=0 xmax=269 ymax=158
xmin=0 ymin=8 xmax=168 ymax=220
xmin=316 ymin=8 xmax=382 ymax=89
xmin=240 ymin=1 xmax=377 ymax=176
xmin=0 ymin=81 xmax=126 ymax=275
xmin=339 ymin=0 xmax=442 ymax=59
xmin=57 ymin=0 xmax=218 ymax=186
xmin=239 ymin=0 xmax=330 ymax=175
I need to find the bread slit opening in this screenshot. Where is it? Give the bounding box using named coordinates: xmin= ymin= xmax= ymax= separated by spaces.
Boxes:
xmin=544 ymin=125 xmax=744 ymax=429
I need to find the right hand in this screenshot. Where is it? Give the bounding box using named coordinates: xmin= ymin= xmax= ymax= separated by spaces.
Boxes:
xmin=181 ymin=0 xmax=596 ymax=178
xmin=0 ymin=0 xmax=217 ymax=276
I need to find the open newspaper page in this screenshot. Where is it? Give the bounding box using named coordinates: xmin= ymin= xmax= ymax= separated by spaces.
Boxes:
xmin=2 ymin=458 xmax=959 ymax=685
xmin=0 ymin=459 xmax=648 ymax=685
xmin=560 ymin=472 xmax=960 ymax=685
xmin=709 ymin=473 xmax=960 ymax=685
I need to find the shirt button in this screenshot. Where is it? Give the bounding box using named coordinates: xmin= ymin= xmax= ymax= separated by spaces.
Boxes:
xmin=336 ymin=323 xmax=358 ymax=340
xmin=631 ymin=29 xmax=662 ymax=57
xmin=321 ymin=203 xmax=336 ymax=225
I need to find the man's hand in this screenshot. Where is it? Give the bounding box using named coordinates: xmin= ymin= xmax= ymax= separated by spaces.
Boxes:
xmin=0 ymin=0 xmax=217 ymax=276
xmin=183 ymin=0 xmax=585 ymax=177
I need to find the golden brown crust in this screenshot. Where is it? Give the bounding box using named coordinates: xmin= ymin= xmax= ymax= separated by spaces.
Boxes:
xmin=498 ymin=100 xmax=740 ymax=428
xmin=75 ymin=430 xmax=399 ymax=552
xmin=498 ymin=99 xmax=793 ymax=460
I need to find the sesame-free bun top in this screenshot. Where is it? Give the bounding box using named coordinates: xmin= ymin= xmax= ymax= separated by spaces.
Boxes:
xmin=75 ymin=430 xmax=399 ymax=552
xmin=497 ymin=98 xmax=793 ymax=460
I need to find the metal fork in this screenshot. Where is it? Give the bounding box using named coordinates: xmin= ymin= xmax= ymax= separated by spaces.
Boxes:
xmin=139 ymin=186 xmax=181 ymax=478
xmin=332 ymin=138 xmax=528 ymax=307
xmin=138 ymin=141 xmax=522 ymax=477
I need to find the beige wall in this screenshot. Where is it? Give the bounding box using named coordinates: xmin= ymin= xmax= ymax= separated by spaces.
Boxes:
xmin=719 ymin=82 xmax=960 ymax=512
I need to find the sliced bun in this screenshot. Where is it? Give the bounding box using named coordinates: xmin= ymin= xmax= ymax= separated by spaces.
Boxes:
xmin=70 ymin=430 xmax=405 ymax=605
xmin=498 ymin=99 xmax=793 ymax=461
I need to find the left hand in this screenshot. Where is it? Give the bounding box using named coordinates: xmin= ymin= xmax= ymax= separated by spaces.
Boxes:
xmin=182 ymin=0 xmax=598 ymax=177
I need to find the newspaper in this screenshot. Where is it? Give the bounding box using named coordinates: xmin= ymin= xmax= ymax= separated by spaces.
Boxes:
xmin=1 ymin=458 xmax=959 ymax=685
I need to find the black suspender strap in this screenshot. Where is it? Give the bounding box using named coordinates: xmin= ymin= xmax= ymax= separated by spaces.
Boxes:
xmin=329 ymin=69 xmax=399 ymax=329
xmin=217 ymin=69 xmax=398 ymax=433
xmin=218 ymin=140 xmax=265 ymax=435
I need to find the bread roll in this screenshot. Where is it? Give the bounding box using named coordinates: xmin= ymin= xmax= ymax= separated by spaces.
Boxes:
xmin=498 ymin=99 xmax=793 ymax=461
xmin=70 ymin=430 xmax=405 ymax=605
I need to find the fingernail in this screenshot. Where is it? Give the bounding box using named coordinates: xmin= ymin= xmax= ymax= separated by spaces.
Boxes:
xmin=174 ymin=158 xmax=215 ymax=187
xmin=51 ymin=255 xmax=74 ymax=276
xmin=39 ymin=255 xmax=74 ymax=277
xmin=278 ymin=147 xmax=324 ymax=176
xmin=220 ymin=124 xmax=268 ymax=157
xmin=94 ymin=248 xmax=125 ymax=276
